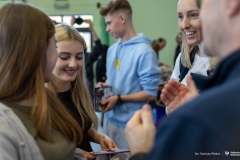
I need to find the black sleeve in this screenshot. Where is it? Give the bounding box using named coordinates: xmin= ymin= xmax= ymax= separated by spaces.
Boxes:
xmin=100 ymin=61 xmax=106 ymax=82
xmin=89 ymin=39 xmax=102 ymax=62
xmin=129 ymin=153 xmax=147 ymax=160
xmin=146 ymin=116 xmax=225 ymax=160
xmin=96 ymin=60 xmax=101 ymax=83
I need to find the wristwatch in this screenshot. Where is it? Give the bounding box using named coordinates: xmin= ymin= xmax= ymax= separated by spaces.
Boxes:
xmin=116 ymin=95 xmax=123 ymax=105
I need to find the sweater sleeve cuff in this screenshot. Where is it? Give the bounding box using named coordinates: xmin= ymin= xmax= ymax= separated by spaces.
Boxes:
xmin=129 ymin=153 xmax=147 ymax=160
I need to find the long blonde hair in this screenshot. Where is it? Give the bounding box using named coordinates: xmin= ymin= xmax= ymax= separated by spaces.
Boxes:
xmin=46 ymin=24 xmax=98 ymax=130
xmin=0 ymin=3 xmax=82 ymax=143
xmin=180 ymin=34 xmax=218 ymax=70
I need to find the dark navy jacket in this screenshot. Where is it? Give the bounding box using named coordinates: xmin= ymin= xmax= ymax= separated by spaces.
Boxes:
xmin=130 ymin=49 xmax=240 ymax=160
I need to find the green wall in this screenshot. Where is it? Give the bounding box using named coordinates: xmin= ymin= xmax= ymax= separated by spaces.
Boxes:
xmin=0 ymin=0 xmax=179 ymax=69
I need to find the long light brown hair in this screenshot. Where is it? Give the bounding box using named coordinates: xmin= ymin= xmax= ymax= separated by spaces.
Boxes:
xmin=46 ymin=24 xmax=98 ymax=130
xmin=0 ymin=3 xmax=81 ymax=143
xmin=180 ymin=35 xmax=218 ymax=70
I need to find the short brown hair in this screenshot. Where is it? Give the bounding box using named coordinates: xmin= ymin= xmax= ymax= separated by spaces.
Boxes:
xmin=99 ymin=0 xmax=132 ymax=17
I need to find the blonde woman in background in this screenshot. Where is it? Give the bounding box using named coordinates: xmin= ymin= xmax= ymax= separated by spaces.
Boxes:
xmin=0 ymin=3 xmax=84 ymax=160
xmin=162 ymin=0 xmax=218 ymax=114
xmin=46 ymin=23 xmax=117 ymax=160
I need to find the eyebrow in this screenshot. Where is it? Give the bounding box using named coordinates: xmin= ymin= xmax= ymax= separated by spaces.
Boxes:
xmin=178 ymin=10 xmax=199 ymax=14
xmin=59 ymin=52 xmax=83 ymax=55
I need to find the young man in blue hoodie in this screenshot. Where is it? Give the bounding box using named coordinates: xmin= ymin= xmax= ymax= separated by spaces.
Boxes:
xmin=98 ymin=0 xmax=161 ymax=159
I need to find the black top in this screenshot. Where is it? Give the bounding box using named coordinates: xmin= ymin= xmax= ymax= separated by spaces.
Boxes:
xmin=96 ymin=58 xmax=106 ymax=83
xmin=57 ymin=89 xmax=93 ymax=152
xmin=96 ymin=45 xmax=108 ymax=83
xmin=130 ymin=49 xmax=240 ymax=160
xmin=85 ymin=39 xmax=103 ymax=84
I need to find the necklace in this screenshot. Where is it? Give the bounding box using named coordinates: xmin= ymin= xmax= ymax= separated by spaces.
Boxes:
xmin=197 ymin=50 xmax=209 ymax=68
xmin=199 ymin=57 xmax=209 ymax=68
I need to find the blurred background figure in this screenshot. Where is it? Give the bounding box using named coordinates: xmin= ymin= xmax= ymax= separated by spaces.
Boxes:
xmin=152 ymin=37 xmax=166 ymax=58
xmin=152 ymin=37 xmax=170 ymax=83
xmin=96 ymin=45 xmax=109 ymax=83
xmin=158 ymin=38 xmax=166 ymax=52
xmin=174 ymin=32 xmax=182 ymax=65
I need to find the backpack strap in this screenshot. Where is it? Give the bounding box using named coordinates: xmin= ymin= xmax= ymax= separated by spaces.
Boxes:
xmin=178 ymin=46 xmax=198 ymax=82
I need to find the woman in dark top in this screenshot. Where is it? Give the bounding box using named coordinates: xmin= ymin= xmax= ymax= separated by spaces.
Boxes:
xmin=57 ymin=90 xmax=93 ymax=152
xmin=46 ymin=23 xmax=117 ymax=160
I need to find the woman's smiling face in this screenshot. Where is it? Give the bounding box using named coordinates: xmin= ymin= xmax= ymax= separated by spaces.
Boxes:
xmin=53 ymin=40 xmax=84 ymax=83
xmin=178 ymin=0 xmax=202 ymax=45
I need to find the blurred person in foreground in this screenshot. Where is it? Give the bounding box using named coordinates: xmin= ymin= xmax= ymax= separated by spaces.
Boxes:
xmin=125 ymin=0 xmax=240 ymax=159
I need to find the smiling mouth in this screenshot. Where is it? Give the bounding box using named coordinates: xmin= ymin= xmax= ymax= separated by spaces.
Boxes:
xmin=186 ymin=31 xmax=197 ymax=36
xmin=64 ymin=70 xmax=77 ymax=74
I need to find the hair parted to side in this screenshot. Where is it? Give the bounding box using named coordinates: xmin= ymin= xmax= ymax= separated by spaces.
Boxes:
xmin=99 ymin=0 xmax=132 ymax=17
xmin=0 ymin=3 xmax=81 ymax=144
xmin=46 ymin=23 xmax=98 ymax=130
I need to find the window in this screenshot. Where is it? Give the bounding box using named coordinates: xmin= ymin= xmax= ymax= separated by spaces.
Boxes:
xmin=49 ymin=15 xmax=93 ymax=52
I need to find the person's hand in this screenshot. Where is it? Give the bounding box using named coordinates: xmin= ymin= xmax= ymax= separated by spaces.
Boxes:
xmin=161 ymin=76 xmax=199 ymax=114
xmin=183 ymin=76 xmax=199 ymax=104
xmin=96 ymin=82 xmax=108 ymax=88
xmin=84 ymin=19 xmax=93 ymax=31
xmin=82 ymin=150 xmax=96 ymax=160
xmin=101 ymin=96 xmax=118 ymax=112
xmin=125 ymin=104 xmax=156 ymax=155
xmin=99 ymin=135 xmax=118 ymax=151
xmin=161 ymin=80 xmax=188 ymax=114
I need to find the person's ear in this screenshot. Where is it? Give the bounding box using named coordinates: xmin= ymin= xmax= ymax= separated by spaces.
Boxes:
xmin=227 ymin=0 xmax=240 ymax=17
xmin=119 ymin=13 xmax=126 ymax=24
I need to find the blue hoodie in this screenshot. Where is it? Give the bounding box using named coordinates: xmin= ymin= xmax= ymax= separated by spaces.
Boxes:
xmin=105 ymin=33 xmax=161 ymax=127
